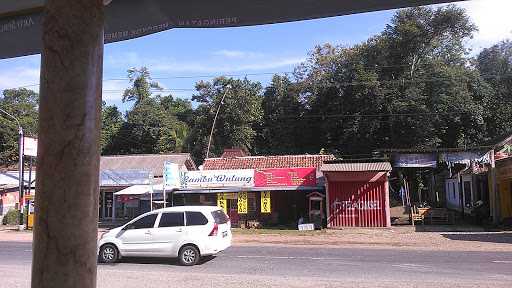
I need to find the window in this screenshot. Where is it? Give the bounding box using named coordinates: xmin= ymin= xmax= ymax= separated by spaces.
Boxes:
xmin=186 ymin=211 xmax=208 ymax=226
xmin=159 ymin=212 xmax=184 ymax=227
xmin=211 ymin=210 xmax=229 ymax=224
xmin=130 ymin=213 xmax=157 ymax=229
xmin=452 ymin=182 xmax=456 ymax=200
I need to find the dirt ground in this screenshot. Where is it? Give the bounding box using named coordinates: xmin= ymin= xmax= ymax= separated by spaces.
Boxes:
xmin=2 ymin=224 xmax=511 ymax=252
xmin=232 ymin=226 xmax=512 ymax=252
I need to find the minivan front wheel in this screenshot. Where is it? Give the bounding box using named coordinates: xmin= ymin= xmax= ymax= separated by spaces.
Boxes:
xmin=99 ymin=244 xmax=118 ymax=263
xmin=179 ymin=245 xmax=200 ymax=266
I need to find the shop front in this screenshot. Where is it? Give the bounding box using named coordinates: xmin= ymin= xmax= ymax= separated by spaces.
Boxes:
xmin=496 ymin=157 xmax=512 ymax=223
xmin=174 ymin=167 xmax=323 ymax=227
xmin=322 ymin=162 xmax=392 ymax=228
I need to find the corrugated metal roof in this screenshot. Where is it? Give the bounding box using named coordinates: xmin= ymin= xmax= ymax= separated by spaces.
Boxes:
xmin=100 ymin=169 xmax=153 ymax=187
xmin=377 ymin=147 xmax=491 ymax=153
xmin=321 ymin=162 xmax=392 ymax=172
xmin=0 ymin=171 xmax=36 ymax=187
xmin=100 ymin=154 xmax=196 ymax=176
xmin=203 ymin=154 xmax=336 ymax=170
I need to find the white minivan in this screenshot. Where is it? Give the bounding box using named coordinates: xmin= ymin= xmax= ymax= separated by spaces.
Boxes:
xmin=98 ymin=206 xmax=231 ymax=266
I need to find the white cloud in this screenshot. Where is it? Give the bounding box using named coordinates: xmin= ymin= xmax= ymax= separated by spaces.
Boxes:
xmin=150 ymin=56 xmax=305 ymax=73
xmin=212 ymin=50 xmax=264 ymax=58
xmin=104 ymin=51 xmax=304 ymax=75
xmin=0 ymin=67 xmax=40 ymax=92
xmin=102 ymin=80 xmax=129 ymax=101
xmin=105 ymin=51 xmax=141 ymax=67
xmin=456 ymin=0 xmax=512 ymax=51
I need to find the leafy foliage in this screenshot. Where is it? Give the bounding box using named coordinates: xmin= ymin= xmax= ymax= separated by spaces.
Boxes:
xmin=2 ymin=209 xmax=19 ymax=225
xmin=187 ymin=77 xmax=263 ymax=162
xmin=122 ymin=67 xmax=162 ymax=105
xmin=1 ymin=6 xmax=511 ymax=167
xmin=0 ymin=88 xmax=39 ymax=165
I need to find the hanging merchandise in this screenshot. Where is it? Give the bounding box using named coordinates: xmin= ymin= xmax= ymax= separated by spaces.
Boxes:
xmin=261 ymin=191 xmax=271 ymax=213
xmin=237 ymin=192 xmax=248 ymax=214
xmin=217 ymin=193 xmax=227 ymax=214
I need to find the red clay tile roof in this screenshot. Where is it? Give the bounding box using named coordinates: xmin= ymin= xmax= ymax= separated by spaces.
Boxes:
xmin=221 ymin=148 xmax=249 ymax=158
xmin=202 ymin=154 xmax=336 ymax=170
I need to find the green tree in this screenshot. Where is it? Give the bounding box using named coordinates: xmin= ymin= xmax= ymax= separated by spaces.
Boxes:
xmin=122 ymin=67 xmax=162 ymax=105
xmin=476 ymin=40 xmax=512 ymax=139
xmin=187 ymin=77 xmax=263 ymax=163
xmin=104 ymin=68 xmax=191 ymax=155
xmin=291 ymin=5 xmax=485 ymax=155
xmin=108 ymin=97 xmax=190 ymax=155
xmin=255 ymin=75 xmax=306 ymax=155
xmin=0 ymin=88 xmax=39 ymax=165
xmin=100 ymin=102 xmax=123 ymax=154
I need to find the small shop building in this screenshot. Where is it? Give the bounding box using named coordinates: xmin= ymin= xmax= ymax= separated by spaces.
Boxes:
xmin=0 ymin=170 xmax=35 ymax=224
xmin=496 ymin=156 xmax=512 ymax=224
xmin=321 ymin=162 xmax=392 ymax=228
xmin=175 ymin=150 xmax=336 ymax=228
xmin=99 ymin=153 xmax=196 ymax=221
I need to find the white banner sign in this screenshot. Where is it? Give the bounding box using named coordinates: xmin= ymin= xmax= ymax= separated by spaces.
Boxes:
xmin=163 ymin=162 xmax=181 ymax=189
xmin=182 ymin=169 xmax=254 ymax=188
xmin=23 ymin=136 xmax=37 ymax=157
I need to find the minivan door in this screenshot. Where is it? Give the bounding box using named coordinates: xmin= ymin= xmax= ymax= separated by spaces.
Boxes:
xmin=151 ymin=212 xmax=186 ymax=256
xmin=117 ymin=213 xmax=158 ymax=256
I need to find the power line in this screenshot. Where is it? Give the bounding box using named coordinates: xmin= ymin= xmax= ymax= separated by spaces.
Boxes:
xmin=3 ymin=71 xmax=511 ymax=93
xmin=274 ymin=111 xmax=467 ymax=119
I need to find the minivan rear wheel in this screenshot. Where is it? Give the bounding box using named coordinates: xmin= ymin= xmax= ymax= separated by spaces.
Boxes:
xmin=99 ymin=244 xmax=118 ymax=263
xmin=179 ymin=245 xmax=200 ymax=266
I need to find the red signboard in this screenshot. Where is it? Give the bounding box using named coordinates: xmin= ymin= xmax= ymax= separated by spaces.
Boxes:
xmin=254 ymin=168 xmax=316 ymax=187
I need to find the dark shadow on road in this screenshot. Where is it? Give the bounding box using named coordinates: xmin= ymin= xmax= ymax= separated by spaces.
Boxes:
xmin=98 ymin=255 xmax=217 ymax=266
xmin=441 ymin=233 xmax=512 ymax=244
xmin=414 ymin=225 xmax=488 ymax=233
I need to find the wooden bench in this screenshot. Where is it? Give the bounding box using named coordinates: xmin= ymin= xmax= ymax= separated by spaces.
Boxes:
xmin=411 ymin=206 xmax=428 ymax=225
xmin=425 ymin=208 xmax=452 ymax=225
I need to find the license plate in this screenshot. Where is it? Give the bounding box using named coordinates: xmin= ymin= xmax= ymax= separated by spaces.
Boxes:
xmin=222 ymin=231 xmax=228 ymax=237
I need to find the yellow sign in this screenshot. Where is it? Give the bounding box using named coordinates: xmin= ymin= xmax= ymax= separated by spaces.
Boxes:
xmin=217 ymin=193 xmax=227 ymax=214
xmin=27 ymin=214 xmax=34 ymax=229
xmin=261 ymin=191 xmax=271 ymax=213
xmin=237 ymin=192 xmax=248 ymax=214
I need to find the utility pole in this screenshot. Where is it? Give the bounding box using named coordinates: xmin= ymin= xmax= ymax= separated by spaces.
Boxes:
xmin=206 ymin=85 xmax=231 ymax=159
xmin=0 ymin=108 xmax=24 ymax=230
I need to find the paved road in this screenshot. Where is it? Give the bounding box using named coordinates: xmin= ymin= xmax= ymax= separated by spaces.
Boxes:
xmin=1 ymin=241 xmax=512 ymax=287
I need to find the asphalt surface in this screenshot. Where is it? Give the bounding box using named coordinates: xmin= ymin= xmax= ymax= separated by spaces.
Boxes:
xmin=1 ymin=241 xmax=512 ymax=287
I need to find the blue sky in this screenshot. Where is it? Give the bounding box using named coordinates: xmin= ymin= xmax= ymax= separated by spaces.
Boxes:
xmin=0 ymin=0 xmax=511 ymax=112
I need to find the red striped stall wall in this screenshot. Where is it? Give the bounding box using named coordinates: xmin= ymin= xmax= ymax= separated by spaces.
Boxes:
xmin=327 ymin=179 xmax=390 ymax=228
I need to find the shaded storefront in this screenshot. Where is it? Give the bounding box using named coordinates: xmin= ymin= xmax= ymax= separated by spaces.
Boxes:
xmin=99 ymin=154 xmax=196 ymax=221
xmin=496 ymin=157 xmax=512 ymax=223
xmin=174 ymin=167 xmax=323 ymax=227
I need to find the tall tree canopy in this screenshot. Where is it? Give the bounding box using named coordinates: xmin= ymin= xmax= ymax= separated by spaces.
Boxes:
xmin=0 ymin=88 xmax=39 ymax=164
xmin=255 ymin=75 xmax=305 ymax=155
xmin=187 ymin=77 xmax=263 ymax=162
xmin=101 ymin=68 xmax=191 ymax=155
xmin=286 ymin=5 xmax=488 ymax=156
xmin=122 ymin=67 xmax=162 ymax=105
xmin=49 ymin=6 xmax=512 ymax=165
xmin=476 ymin=40 xmax=512 ymax=139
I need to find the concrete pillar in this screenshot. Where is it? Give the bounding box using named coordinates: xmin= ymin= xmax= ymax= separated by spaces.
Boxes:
xmin=32 ymin=1 xmax=104 ymax=288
